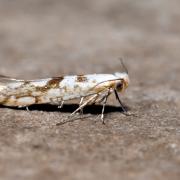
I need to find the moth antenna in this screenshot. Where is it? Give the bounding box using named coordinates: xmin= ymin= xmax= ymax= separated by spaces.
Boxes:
xmin=119 ymin=58 xmax=128 ymax=74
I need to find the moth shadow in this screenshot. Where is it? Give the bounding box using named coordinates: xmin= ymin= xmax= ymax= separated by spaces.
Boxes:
xmin=2 ymin=104 xmax=129 ymax=115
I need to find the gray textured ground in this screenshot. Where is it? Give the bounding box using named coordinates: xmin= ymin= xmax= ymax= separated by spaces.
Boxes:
xmin=0 ymin=0 xmax=180 ymax=180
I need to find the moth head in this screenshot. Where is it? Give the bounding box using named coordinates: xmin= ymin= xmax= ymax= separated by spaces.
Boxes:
xmin=114 ymin=59 xmax=129 ymax=92
xmin=114 ymin=72 xmax=130 ymax=92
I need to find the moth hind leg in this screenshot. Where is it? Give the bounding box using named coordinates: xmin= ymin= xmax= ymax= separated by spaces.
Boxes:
xmin=100 ymin=89 xmax=111 ymax=124
xmin=70 ymin=94 xmax=99 ymax=117
xmin=78 ymin=97 xmax=84 ymax=114
xmin=58 ymin=101 xmax=64 ymax=109
xmin=26 ymin=106 xmax=30 ymax=111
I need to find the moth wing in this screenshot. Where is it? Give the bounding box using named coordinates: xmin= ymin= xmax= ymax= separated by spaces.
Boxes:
xmin=0 ymin=75 xmax=23 ymax=84
xmin=0 ymin=75 xmax=26 ymax=93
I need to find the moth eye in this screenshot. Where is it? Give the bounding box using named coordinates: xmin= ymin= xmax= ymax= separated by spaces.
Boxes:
xmin=116 ymin=82 xmax=123 ymax=90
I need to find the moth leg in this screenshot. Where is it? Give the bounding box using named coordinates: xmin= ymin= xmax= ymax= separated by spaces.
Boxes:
xmin=90 ymin=89 xmax=110 ymax=105
xmin=58 ymin=101 xmax=64 ymax=109
xmin=89 ymin=94 xmax=100 ymax=105
xmin=79 ymin=97 xmax=84 ymax=114
xmin=94 ymin=93 xmax=108 ymax=104
xmin=101 ymin=89 xmax=111 ymax=124
xmin=70 ymin=94 xmax=98 ymax=117
xmin=114 ymin=89 xmax=131 ymax=116
xmin=18 ymin=105 xmax=29 ymax=111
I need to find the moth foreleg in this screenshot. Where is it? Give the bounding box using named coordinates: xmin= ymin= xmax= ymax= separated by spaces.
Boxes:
xmin=114 ymin=89 xmax=131 ymax=116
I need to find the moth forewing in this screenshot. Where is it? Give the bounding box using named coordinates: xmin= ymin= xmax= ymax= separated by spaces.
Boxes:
xmin=0 ymin=72 xmax=130 ymax=123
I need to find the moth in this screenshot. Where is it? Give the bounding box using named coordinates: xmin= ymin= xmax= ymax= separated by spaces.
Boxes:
xmin=0 ymin=62 xmax=130 ymax=124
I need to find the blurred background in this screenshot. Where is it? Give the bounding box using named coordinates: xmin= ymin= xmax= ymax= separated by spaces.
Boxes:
xmin=0 ymin=0 xmax=180 ymax=180
xmin=0 ymin=0 xmax=179 ymax=81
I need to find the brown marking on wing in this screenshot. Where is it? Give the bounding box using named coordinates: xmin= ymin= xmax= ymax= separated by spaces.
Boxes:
xmin=23 ymin=81 xmax=30 ymax=85
xmin=76 ymin=75 xmax=87 ymax=82
xmin=35 ymin=86 xmax=48 ymax=92
xmin=33 ymin=77 xmax=64 ymax=93
xmin=0 ymin=95 xmax=34 ymax=106
xmin=47 ymin=77 xmax=64 ymax=88
xmin=14 ymin=80 xmax=46 ymax=93
xmin=35 ymin=96 xmax=44 ymax=104
xmin=0 ymin=77 xmax=65 ymax=106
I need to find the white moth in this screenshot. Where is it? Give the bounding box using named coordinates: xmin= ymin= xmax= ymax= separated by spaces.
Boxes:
xmin=0 ymin=63 xmax=130 ymax=123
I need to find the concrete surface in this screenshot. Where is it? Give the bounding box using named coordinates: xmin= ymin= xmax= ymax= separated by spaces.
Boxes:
xmin=0 ymin=0 xmax=180 ymax=180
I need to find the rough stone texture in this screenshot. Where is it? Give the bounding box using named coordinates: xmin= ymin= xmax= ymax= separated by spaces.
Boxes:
xmin=0 ymin=0 xmax=180 ymax=180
